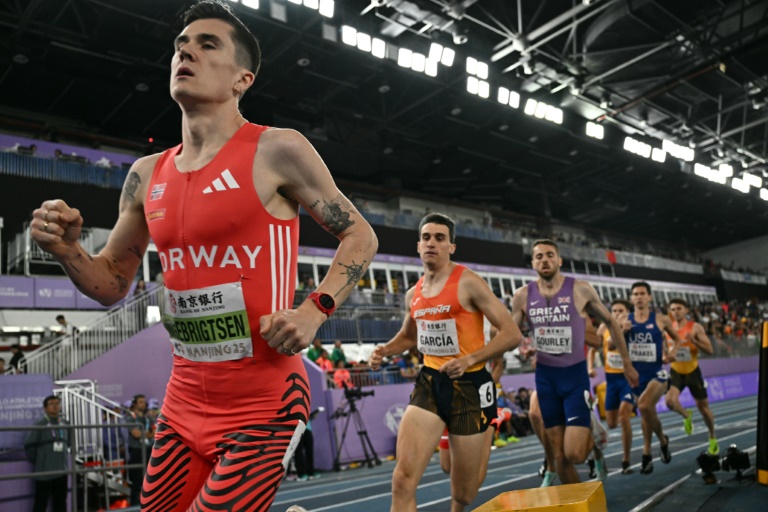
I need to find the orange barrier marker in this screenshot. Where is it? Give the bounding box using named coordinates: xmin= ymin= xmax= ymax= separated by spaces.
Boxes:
xmin=473 ymin=481 xmax=607 ymax=512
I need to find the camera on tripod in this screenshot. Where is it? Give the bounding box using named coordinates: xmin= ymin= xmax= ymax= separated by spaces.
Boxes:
xmin=344 ymin=385 xmax=374 ymax=401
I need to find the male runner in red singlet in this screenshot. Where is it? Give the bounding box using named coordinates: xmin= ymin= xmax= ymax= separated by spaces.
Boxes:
xmin=30 ymin=2 xmax=377 ymax=510
xmin=369 ymin=213 xmax=521 ymax=512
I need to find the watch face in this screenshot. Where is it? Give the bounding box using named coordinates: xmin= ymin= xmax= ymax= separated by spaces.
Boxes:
xmin=318 ymin=294 xmax=335 ymax=309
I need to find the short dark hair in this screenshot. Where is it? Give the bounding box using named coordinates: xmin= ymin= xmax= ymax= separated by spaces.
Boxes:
xmin=532 ymin=239 xmax=559 ymax=255
xmin=56 ymin=314 xmax=65 ymax=322
xmin=183 ymin=0 xmax=261 ymax=75
xmin=610 ymin=299 xmax=632 ymax=311
xmin=669 ymin=298 xmax=689 ymax=308
xmin=631 ymin=281 xmax=651 ymax=294
xmin=10 ymin=344 xmax=20 ymax=351
xmin=131 ymin=394 xmax=146 ymax=407
xmin=419 ymin=213 xmax=456 ymax=243
xmin=43 ymin=395 xmax=60 ymax=407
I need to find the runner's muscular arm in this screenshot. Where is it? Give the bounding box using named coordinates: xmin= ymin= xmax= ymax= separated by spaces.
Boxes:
xmin=690 ymin=322 xmax=714 ymax=355
xmin=369 ymin=288 xmax=418 ymax=370
xmin=510 ymin=287 xmax=528 ymax=327
xmin=259 ymin=129 xmax=378 ymax=351
xmin=30 ymin=157 xmax=154 ymax=305
xmin=577 ymin=281 xmax=639 ymax=387
xmin=659 ymin=314 xmax=684 ymax=361
xmin=440 ymin=271 xmax=522 ymax=379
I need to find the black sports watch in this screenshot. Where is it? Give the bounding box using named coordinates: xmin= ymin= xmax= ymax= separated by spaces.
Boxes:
xmin=307 ymin=291 xmax=336 ymax=317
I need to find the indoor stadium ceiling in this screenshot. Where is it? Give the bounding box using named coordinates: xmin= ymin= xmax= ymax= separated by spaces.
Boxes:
xmin=2 ymin=0 xmax=768 ymax=250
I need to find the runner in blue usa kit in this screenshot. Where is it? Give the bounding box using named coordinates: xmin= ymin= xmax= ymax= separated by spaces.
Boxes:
xmin=512 ymin=239 xmax=638 ymax=485
xmin=624 ymin=281 xmax=683 ymax=475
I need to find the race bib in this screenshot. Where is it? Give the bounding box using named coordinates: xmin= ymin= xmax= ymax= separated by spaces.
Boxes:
xmin=417 ymin=319 xmax=460 ymax=356
xmin=163 ymin=282 xmax=253 ymax=362
xmin=606 ymin=352 xmax=624 ymax=369
xmin=479 ymin=381 xmax=495 ymax=408
xmin=675 ymin=346 xmax=692 ymax=362
xmin=629 ymin=342 xmax=656 ymax=363
xmin=534 ymin=326 xmax=573 ymax=354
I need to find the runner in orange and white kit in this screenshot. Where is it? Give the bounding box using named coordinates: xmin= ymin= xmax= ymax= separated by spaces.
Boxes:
xmin=369 ymin=213 xmax=521 ymax=512
xmin=588 ymin=299 xmax=636 ymax=474
xmin=664 ymin=298 xmax=719 ymax=455
xmin=29 ymin=2 xmax=377 ymax=510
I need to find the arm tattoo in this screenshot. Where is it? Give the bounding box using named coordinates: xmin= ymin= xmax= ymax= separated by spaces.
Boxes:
xmin=114 ymin=275 xmax=129 ymax=293
xmin=336 ymin=260 xmax=367 ymax=296
xmin=320 ymin=197 xmax=355 ymax=236
xmin=121 ymin=172 xmax=141 ymax=207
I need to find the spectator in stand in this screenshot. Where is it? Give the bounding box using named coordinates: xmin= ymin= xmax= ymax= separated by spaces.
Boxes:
xmin=94 ymin=156 xmax=113 ymax=168
xmin=333 ymin=359 xmax=354 ymax=389
xmin=0 ymin=357 xmax=5 ymax=374
xmin=55 ymin=315 xmax=78 ymax=376
xmin=9 ymin=344 xmax=26 ymax=374
xmin=133 ymin=279 xmax=149 ymax=330
xmin=516 ymin=387 xmax=531 ymax=412
xmin=396 ymin=348 xmax=419 ymax=381
xmin=25 ymin=395 xmax=70 ymax=512
xmin=315 ymin=349 xmax=333 ymax=372
xmin=307 ymin=338 xmax=323 ymax=362
xmin=330 ymin=340 xmax=347 ymax=367
xmin=124 ymin=394 xmax=155 ymax=506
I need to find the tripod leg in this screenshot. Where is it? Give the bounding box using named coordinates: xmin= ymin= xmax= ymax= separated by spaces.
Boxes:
xmin=353 ymin=410 xmax=381 ymax=467
xmin=334 ymin=413 xmax=354 ymax=471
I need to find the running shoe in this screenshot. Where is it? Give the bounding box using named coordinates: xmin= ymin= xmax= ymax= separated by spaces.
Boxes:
xmin=494 ymin=437 xmax=508 ymax=448
xmin=660 ymin=435 xmax=672 ymax=464
xmin=683 ymin=409 xmax=693 ymax=435
xmin=708 ymin=438 xmax=720 ymax=456
xmin=621 ymin=460 xmax=634 ymax=474
xmin=538 ymin=458 xmax=547 ymax=478
xmin=540 ymin=471 xmax=557 ymax=487
xmin=594 ymin=455 xmax=608 ymax=481
xmin=640 ymin=454 xmax=653 ymax=475
xmin=505 ymin=435 xmax=520 ymax=443
xmin=587 ymin=458 xmax=596 ymax=479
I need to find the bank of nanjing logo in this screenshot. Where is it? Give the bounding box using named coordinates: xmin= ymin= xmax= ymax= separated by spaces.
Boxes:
xmin=203 ymin=169 xmax=240 ymax=194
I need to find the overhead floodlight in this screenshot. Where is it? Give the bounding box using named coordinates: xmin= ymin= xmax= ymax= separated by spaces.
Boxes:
xmin=508 ymin=91 xmax=520 ymax=108
xmin=651 ymin=148 xmax=666 ymax=163
xmin=441 ymin=47 xmax=455 ymax=67
xmin=498 ymin=87 xmax=510 ymax=104
xmin=429 ymin=43 xmax=443 ymax=62
xmin=760 ymin=188 xmax=768 ymax=200
xmin=397 ymin=48 xmax=413 ymax=68
xmin=371 ymin=38 xmax=386 ymax=58
xmin=411 ymin=52 xmax=426 ymax=72
xmin=731 ymin=177 xmax=749 ymax=193
xmin=304 ymin=0 xmax=319 ymax=8
xmin=719 ymin=163 xmax=734 ymax=177
xmin=694 ymin=163 xmax=727 ymax=184
xmin=544 ymin=105 xmax=562 ymax=124
xmin=534 ymin=102 xmax=548 ymax=119
xmin=242 ymin=0 xmax=259 ymax=8
xmin=662 ymin=139 xmax=694 ymax=161
xmin=356 ymin=32 xmax=372 ymax=52
xmin=318 ymin=0 xmax=334 ymax=17
xmin=744 ymin=172 xmax=762 ymax=188
xmin=478 ymin=80 xmax=490 ymax=98
xmin=341 ymin=25 xmax=357 ymax=46
xmin=466 ymin=57 xmax=478 ymax=75
xmin=476 ymin=61 xmax=489 ymax=80
xmin=467 ymin=76 xmax=479 ymax=95
xmin=624 ymin=137 xmax=651 ymax=158
xmin=586 ymin=121 xmax=604 ymax=140
xmin=524 ymin=98 xmax=537 ymax=116
xmin=425 ymin=59 xmax=438 ymax=77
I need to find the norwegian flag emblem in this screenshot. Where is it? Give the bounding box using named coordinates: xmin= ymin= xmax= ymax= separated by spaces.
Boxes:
xmin=150 ymin=183 xmax=166 ymax=201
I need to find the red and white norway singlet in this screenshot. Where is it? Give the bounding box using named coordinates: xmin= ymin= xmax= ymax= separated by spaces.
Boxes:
xmin=146 ymin=123 xmax=299 ymax=363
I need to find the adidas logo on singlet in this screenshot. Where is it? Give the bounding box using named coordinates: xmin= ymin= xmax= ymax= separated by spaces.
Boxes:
xmin=202 ymin=169 xmax=240 ymax=194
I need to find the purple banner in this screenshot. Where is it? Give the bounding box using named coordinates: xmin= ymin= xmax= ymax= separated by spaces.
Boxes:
xmin=656 ymin=371 xmax=759 ymax=413
xmin=0 ymin=276 xmax=34 ymax=308
xmin=0 ymin=133 xmax=138 ymax=168
xmin=0 ymin=374 xmax=55 ymax=461
xmin=34 ymin=278 xmax=77 ymax=309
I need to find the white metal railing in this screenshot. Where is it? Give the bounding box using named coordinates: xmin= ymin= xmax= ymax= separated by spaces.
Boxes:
xmin=15 ymin=286 xmax=161 ymax=379
xmin=6 ymin=224 xmax=107 ymax=276
xmin=54 ymin=380 xmax=128 ymax=462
